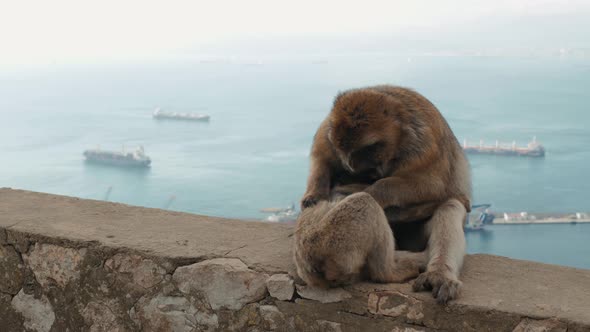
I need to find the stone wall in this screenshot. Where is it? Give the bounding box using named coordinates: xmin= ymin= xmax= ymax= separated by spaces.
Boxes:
xmin=1 ymin=188 xmax=589 ymax=332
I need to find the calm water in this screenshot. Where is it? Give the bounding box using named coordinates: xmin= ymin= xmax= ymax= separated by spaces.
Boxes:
xmin=1 ymin=55 xmax=589 ymax=269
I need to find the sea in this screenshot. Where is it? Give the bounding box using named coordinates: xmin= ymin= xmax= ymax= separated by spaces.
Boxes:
xmin=1 ymin=54 xmax=589 ymax=269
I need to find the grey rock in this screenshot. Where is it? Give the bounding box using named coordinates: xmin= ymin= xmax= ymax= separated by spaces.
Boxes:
xmin=11 ymin=289 xmax=55 ymax=332
xmin=173 ymin=258 xmax=268 ymax=310
xmin=266 ymin=274 xmax=294 ymax=301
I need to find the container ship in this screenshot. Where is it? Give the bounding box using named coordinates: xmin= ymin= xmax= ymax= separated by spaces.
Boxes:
xmin=152 ymin=108 xmax=210 ymax=122
xmin=462 ymin=137 xmax=545 ymax=157
xmin=83 ymin=146 xmax=151 ymax=167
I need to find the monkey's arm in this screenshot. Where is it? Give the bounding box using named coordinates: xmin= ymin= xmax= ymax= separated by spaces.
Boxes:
xmin=301 ymin=157 xmax=331 ymax=208
xmin=331 ymin=183 xmax=443 ymax=223
xmin=301 ymin=122 xmax=336 ymax=209
xmin=363 ymin=174 xmax=446 ymax=210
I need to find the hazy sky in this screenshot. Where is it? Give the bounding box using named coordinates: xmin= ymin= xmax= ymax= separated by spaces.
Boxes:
xmin=1 ymin=0 xmax=588 ymax=66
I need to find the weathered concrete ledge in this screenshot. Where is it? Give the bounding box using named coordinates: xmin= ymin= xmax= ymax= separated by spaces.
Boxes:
xmin=1 ymin=188 xmax=589 ymax=332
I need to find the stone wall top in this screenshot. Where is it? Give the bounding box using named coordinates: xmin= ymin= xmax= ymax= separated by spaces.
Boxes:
xmin=1 ymin=188 xmax=589 ymax=331
xmin=0 ymin=188 xmax=293 ymax=273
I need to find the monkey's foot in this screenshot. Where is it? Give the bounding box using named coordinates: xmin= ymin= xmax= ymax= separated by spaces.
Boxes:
xmin=412 ymin=270 xmax=461 ymax=304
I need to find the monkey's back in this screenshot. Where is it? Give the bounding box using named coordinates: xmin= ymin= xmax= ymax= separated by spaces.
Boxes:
xmin=294 ymin=193 xmax=393 ymax=286
xmin=371 ymin=85 xmax=472 ymax=205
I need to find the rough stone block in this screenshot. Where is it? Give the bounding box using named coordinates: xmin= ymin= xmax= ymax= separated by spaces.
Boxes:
xmin=0 ymin=244 xmax=25 ymax=295
xmin=134 ymin=294 xmax=218 ymax=332
xmin=259 ymin=305 xmax=285 ymax=330
xmin=512 ymin=318 xmax=567 ymax=332
xmin=317 ymin=319 xmax=343 ymax=332
xmin=104 ymin=253 xmax=166 ymax=289
xmin=173 ymin=258 xmax=268 ymax=310
xmin=266 ymin=273 xmax=294 ymax=301
xmin=82 ymin=301 xmax=127 ymax=332
xmin=23 ymin=243 xmax=86 ymax=288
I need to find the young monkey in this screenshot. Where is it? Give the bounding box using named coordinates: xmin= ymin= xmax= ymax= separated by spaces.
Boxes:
xmin=301 ymin=85 xmax=472 ymax=303
xmin=294 ymin=190 xmax=427 ymax=288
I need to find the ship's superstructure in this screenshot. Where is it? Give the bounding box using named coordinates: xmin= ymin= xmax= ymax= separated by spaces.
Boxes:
xmin=153 ymin=108 xmax=210 ymax=122
xmin=463 ymin=137 xmax=545 ymax=157
xmin=83 ymin=146 xmax=151 ymax=167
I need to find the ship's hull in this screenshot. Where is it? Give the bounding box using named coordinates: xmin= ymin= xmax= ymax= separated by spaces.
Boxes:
xmin=153 ymin=114 xmax=210 ymax=122
xmin=464 ymin=147 xmax=545 ymax=157
xmin=83 ymin=151 xmax=151 ymax=168
xmin=84 ymin=157 xmax=151 ymax=167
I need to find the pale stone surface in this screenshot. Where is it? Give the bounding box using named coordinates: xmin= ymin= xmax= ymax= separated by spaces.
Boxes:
xmin=391 ymin=327 xmax=427 ymax=332
xmin=104 ymin=253 xmax=166 ymax=289
xmin=11 ymin=289 xmax=55 ymax=332
xmin=266 ymin=273 xmax=294 ymax=301
xmin=82 ymin=301 xmax=127 ymax=332
xmin=296 ymin=285 xmax=352 ymax=303
xmin=134 ymin=294 xmax=218 ymax=332
xmin=23 ymin=243 xmax=86 ymax=288
xmin=173 ymin=258 xmax=268 ymax=310
xmin=369 ymin=291 xmax=423 ymax=319
xmin=512 ymin=318 xmax=567 ymax=332
xmin=0 ymin=244 xmax=24 ymax=294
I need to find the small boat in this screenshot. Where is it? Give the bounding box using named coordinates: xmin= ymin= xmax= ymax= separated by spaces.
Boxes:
xmin=152 ymin=108 xmax=210 ymax=122
xmin=260 ymin=203 xmax=298 ymax=222
xmin=464 ymin=204 xmax=493 ymax=231
xmin=83 ymin=146 xmax=151 ymax=167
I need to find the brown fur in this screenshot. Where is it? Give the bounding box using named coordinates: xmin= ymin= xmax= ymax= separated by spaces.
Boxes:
xmin=301 ymin=85 xmax=471 ymax=303
xmin=294 ymin=192 xmax=427 ymax=288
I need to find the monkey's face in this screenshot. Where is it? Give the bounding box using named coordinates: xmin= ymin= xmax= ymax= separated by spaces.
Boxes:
xmin=328 ymin=90 xmax=400 ymax=177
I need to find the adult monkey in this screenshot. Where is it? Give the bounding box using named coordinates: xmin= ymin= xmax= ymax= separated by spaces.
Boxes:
xmin=301 ymin=85 xmax=471 ymax=303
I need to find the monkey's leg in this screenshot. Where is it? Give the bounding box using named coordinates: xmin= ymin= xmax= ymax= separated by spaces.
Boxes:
xmin=412 ymin=199 xmax=466 ymax=304
xmin=385 ymin=200 xmax=441 ymax=223
xmin=366 ymin=216 xmax=424 ymax=284
xmin=395 ymin=250 xmax=428 ymax=272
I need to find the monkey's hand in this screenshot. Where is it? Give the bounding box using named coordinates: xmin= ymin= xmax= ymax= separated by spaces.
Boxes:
xmin=300 ymin=191 xmax=328 ymax=209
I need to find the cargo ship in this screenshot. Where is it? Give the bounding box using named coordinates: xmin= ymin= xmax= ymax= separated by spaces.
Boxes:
xmin=152 ymin=108 xmax=210 ymax=122
xmin=83 ymin=146 xmax=151 ymax=167
xmin=492 ymin=211 xmax=590 ymax=225
xmin=463 ymin=137 xmax=545 ymax=157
